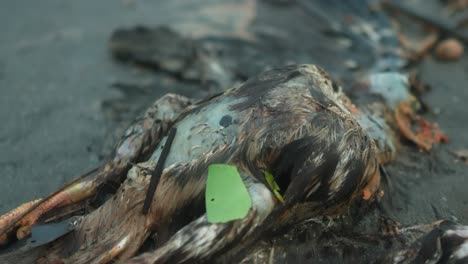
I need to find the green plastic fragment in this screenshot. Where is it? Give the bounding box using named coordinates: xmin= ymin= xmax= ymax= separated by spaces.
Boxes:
xmin=205 ymin=164 xmax=252 ymax=223
xmin=264 ymin=171 xmax=285 ymax=203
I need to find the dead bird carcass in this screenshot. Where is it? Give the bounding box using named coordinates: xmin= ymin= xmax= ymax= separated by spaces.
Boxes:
xmin=0 ymin=63 xmax=455 ymax=263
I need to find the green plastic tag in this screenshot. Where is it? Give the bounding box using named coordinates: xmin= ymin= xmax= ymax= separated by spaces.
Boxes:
xmin=264 ymin=171 xmax=285 ymax=203
xmin=206 ymin=164 xmax=252 ymax=223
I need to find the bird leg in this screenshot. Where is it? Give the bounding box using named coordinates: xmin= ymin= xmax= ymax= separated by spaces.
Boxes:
xmin=0 ymin=94 xmax=191 ymax=246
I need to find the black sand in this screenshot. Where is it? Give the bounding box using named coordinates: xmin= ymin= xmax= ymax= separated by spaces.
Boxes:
xmin=0 ymin=0 xmax=467 ymax=262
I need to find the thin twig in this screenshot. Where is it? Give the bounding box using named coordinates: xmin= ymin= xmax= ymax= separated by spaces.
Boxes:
xmin=142 ymin=127 xmax=177 ymax=214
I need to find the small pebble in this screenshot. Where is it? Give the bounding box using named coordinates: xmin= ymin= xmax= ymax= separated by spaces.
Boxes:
xmin=435 ymin=38 xmax=464 ymax=61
